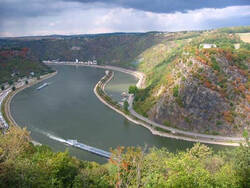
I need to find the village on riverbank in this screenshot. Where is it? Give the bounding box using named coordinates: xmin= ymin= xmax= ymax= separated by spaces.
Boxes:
xmin=0 ymin=72 xmax=57 ymax=130
xmin=43 ymin=59 xmax=98 ymax=65
xmin=0 ymin=78 xmax=28 ymax=129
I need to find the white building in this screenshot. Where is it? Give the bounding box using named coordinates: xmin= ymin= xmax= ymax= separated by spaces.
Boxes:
xmin=234 ymin=43 xmax=240 ymax=50
xmin=200 ymin=43 xmax=217 ymax=49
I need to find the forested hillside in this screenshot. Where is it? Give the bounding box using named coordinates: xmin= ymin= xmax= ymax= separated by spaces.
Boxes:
xmin=0 ymin=126 xmax=249 ymax=187
xmin=133 ymin=28 xmax=250 ymax=136
xmin=0 ymin=47 xmax=53 ymax=84
xmin=0 ymin=33 xmax=164 ymax=68
xmin=0 ymin=31 xmax=205 ymax=68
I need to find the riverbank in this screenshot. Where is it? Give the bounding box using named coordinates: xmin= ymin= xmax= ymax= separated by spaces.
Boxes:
xmin=90 ymin=67 xmax=243 ymax=146
xmin=43 ymin=63 xmax=245 ymax=145
xmin=94 ymin=70 xmax=243 ymax=146
xmin=1 ymin=71 xmax=57 ymax=144
xmin=44 ymin=62 xmax=146 ymax=89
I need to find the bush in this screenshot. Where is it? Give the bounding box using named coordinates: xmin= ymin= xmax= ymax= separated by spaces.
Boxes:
xmin=1 ymin=126 xmax=249 ymax=187
xmin=128 ymin=85 xmax=138 ymax=94
xmin=123 ymin=100 xmax=129 ymax=112
xmin=8 ymin=80 xmax=13 ymax=85
xmin=173 ymin=85 xmax=179 ymax=97
xmin=164 ymin=120 xmax=171 ymax=127
xmin=211 ymin=56 xmax=220 ymax=72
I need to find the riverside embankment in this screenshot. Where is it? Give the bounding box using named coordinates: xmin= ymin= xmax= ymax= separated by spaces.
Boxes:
xmin=1 ymin=71 xmax=57 ymax=131
xmin=43 ymin=62 xmax=244 ymax=146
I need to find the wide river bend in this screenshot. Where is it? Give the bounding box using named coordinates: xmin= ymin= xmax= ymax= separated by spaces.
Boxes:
xmin=11 ymin=65 xmax=226 ymax=163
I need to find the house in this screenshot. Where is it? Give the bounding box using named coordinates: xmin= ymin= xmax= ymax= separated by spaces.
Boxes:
xmin=234 ymin=43 xmax=240 ymax=50
xmin=200 ymin=43 xmax=217 ymax=49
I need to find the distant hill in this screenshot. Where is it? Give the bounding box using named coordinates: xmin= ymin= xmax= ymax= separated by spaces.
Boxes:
xmin=0 ymin=31 xmax=203 ymax=68
xmin=0 ymin=33 xmax=162 ymax=68
xmin=0 ymin=47 xmax=52 ymax=84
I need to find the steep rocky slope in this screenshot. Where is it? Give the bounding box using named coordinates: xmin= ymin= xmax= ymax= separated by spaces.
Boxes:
xmin=134 ymin=31 xmax=250 ymax=136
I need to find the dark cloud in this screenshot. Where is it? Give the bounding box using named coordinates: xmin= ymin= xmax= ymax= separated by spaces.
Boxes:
xmin=0 ymin=0 xmax=249 ymax=37
xmin=0 ymin=0 xmax=65 ymax=18
xmin=64 ymin=0 xmax=250 ymax=13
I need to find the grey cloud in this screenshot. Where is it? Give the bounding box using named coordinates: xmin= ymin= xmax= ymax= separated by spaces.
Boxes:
xmin=0 ymin=0 xmax=67 ymax=18
xmin=63 ymin=0 xmax=250 ymax=13
xmin=0 ymin=0 xmax=249 ymax=37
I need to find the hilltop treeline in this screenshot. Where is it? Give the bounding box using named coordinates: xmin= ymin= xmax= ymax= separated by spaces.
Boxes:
xmin=0 ymin=48 xmax=53 ymax=84
xmin=0 ymin=33 xmax=166 ymax=68
xmin=0 ymin=126 xmax=249 ymax=187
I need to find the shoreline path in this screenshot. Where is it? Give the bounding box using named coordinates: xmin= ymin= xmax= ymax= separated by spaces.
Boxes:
xmin=45 ymin=62 xmax=244 ymax=146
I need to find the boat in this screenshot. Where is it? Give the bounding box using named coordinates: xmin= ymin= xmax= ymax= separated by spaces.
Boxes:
xmin=37 ymin=83 xmax=48 ymax=90
xmin=66 ymin=139 xmax=78 ymax=146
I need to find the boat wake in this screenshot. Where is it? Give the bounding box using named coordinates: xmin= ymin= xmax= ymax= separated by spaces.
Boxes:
xmin=46 ymin=133 xmax=67 ymax=143
xmin=37 ymin=82 xmax=51 ymax=90
xmin=39 ymin=130 xmax=111 ymax=159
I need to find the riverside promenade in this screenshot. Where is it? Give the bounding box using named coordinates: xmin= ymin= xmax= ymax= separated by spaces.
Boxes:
xmin=0 ymin=71 xmax=57 ymax=131
xmin=0 ymin=89 xmax=11 ymax=129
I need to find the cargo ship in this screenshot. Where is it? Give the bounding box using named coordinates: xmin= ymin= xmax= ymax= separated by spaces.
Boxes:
xmin=66 ymin=139 xmax=111 ymax=159
xmin=37 ymin=83 xmax=48 ymax=90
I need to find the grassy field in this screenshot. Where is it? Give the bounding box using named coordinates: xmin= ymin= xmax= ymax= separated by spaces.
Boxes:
xmin=238 ymin=32 xmax=250 ymax=43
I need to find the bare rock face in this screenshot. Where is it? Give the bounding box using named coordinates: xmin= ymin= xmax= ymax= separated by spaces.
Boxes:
xmin=146 ymin=51 xmax=249 ymax=136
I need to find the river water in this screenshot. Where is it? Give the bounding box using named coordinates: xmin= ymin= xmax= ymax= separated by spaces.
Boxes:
xmin=10 ymin=65 xmax=226 ymax=163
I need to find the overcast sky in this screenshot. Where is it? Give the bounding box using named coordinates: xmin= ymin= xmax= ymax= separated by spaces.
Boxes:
xmin=0 ymin=0 xmax=249 ymax=37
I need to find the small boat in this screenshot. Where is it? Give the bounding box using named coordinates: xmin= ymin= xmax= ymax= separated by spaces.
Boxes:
xmin=37 ymin=83 xmax=48 ymax=90
xmin=66 ymin=139 xmax=78 ymax=146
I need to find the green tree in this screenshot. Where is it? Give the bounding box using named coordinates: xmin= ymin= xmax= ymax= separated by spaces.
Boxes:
xmin=25 ymin=80 xmax=29 ymax=85
xmin=1 ymin=85 xmax=4 ymax=91
xmin=12 ymin=86 xmax=16 ymax=91
xmin=233 ymin=133 xmax=250 ymax=187
xmin=123 ymin=100 xmax=129 ymax=112
xmin=173 ymin=85 xmax=179 ymax=97
xmin=128 ymin=85 xmax=138 ymax=95
xmin=8 ymin=80 xmax=13 ymax=85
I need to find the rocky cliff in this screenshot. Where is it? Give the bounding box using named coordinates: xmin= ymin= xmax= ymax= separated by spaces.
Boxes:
xmin=134 ymin=31 xmax=250 ymax=136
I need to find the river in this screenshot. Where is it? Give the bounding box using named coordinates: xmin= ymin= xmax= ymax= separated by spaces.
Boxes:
xmin=10 ymin=65 xmax=227 ymax=163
